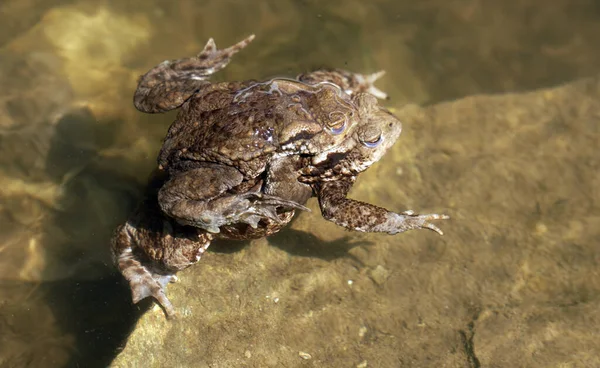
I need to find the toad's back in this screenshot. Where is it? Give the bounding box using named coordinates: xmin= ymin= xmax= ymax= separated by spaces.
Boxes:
xmin=158 ymin=79 xmax=359 ymax=177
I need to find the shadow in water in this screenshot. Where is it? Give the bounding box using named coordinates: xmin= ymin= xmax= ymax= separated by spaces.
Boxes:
xmin=268 ymin=227 xmax=371 ymax=263
xmin=209 ymin=237 xmax=252 ymax=254
xmin=209 ymin=216 xmax=372 ymax=264
xmin=39 ymin=164 xmax=151 ymax=368
xmin=43 ymin=275 xmax=150 ymax=368
xmin=36 ymin=108 xmax=152 ymax=367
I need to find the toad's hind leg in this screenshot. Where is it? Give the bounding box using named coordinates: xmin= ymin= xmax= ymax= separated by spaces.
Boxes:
xmin=112 ymin=222 xmax=177 ymax=318
xmin=134 ymin=34 xmax=255 ymax=113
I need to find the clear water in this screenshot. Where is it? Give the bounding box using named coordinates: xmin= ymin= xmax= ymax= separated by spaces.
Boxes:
xmin=0 ymin=0 xmax=599 ymax=367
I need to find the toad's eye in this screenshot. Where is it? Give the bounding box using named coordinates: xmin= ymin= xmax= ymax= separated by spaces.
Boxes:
xmin=361 ymin=133 xmax=383 ymax=148
xmin=327 ymin=112 xmax=347 ymax=135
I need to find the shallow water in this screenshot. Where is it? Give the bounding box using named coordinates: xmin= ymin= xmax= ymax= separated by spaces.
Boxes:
xmin=0 ymin=0 xmax=599 ymax=367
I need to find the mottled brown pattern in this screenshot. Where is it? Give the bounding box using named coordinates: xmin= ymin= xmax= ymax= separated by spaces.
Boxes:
xmin=316 ymin=178 xmax=389 ymax=230
xmin=112 ymin=35 xmax=448 ymax=317
xmin=133 ymin=35 xmax=256 ymax=113
xmin=218 ymin=212 xmax=295 ymax=240
xmin=148 ymin=36 xmax=390 ymax=234
xmin=299 ymin=69 xmax=389 ymax=100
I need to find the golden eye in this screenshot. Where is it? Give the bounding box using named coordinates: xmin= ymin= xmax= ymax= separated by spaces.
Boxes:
xmin=361 ymin=131 xmax=383 ymax=148
xmin=327 ymin=112 xmax=347 ymax=135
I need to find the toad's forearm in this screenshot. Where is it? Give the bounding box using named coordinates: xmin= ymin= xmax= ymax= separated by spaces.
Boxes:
xmin=319 ymin=195 xmax=393 ymax=232
xmin=316 ymin=179 xmax=393 ymax=232
xmin=316 ymin=179 xmax=449 ymax=235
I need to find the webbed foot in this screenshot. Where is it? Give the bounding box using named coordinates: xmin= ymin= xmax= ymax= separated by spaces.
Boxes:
xmin=348 ymin=70 xmax=388 ymax=100
xmin=116 ymin=246 xmax=178 ymax=318
xmin=298 ymin=69 xmax=389 ymax=99
xmin=134 ymin=34 xmax=255 ymax=113
xmin=188 ymin=34 xmax=255 ymax=74
xmin=385 ymin=210 xmax=450 ymax=235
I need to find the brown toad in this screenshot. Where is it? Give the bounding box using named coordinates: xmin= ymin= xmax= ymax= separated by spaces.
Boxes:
xmin=136 ymin=35 xmax=385 ymax=233
xmin=112 ymin=35 xmax=449 ymax=317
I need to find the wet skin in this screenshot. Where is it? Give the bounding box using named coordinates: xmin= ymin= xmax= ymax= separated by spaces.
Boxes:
xmin=112 ymin=35 xmax=449 ymax=317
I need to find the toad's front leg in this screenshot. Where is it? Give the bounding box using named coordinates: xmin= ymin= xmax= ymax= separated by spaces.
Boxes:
xmin=316 ymin=178 xmax=449 ymax=235
xmin=134 ymin=34 xmax=255 ymax=113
